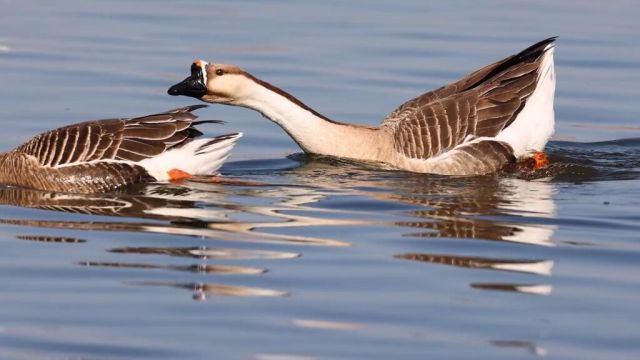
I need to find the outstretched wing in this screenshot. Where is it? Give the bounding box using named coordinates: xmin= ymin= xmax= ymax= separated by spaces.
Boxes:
xmin=15 ymin=105 xmax=214 ymax=167
xmin=381 ymin=37 xmax=556 ymax=160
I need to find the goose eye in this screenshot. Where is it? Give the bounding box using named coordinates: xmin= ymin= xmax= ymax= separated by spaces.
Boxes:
xmin=215 ymin=69 xmax=224 ymax=76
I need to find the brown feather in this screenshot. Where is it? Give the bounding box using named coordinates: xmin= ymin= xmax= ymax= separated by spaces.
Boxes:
xmin=383 ymin=38 xmax=555 ymax=160
xmin=119 ymin=139 xmax=166 ymax=158
xmin=2 ymin=106 xmax=221 ymax=192
xmin=122 ymin=123 xmax=177 ymax=140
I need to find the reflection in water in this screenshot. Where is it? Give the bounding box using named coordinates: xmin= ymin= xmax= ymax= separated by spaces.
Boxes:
xmin=0 ymin=184 xmax=352 ymax=247
xmin=253 ymin=354 xmax=317 ymax=360
xmin=284 ymin=156 xmax=557 ymax=246
xmin=387 ymin=178 xmax=556 ymax=246
xmin=109 ymin=246 xmax=300 ymax=260
xmin=471 ymin=283 xmax=553 ymax=296
xmin=127 ymin=281 xmax=288 ymax=300
xmin=78 ymin=261 xmax=267 ymax=275
xmin=396 ymin=251 xmax=554 ymax=295
xmin=490 ymin=339 xmax=548 ymax=357
xmin=292 ymin=319 xmax=363 ymax=331
xmin=0 ymin=185 xmax=200 ymax=218
xmin=395 ymin=253 xmax=554 ymax=276
xmin=1 ymin=159 xmax=559 ymax=300
xmin=15 ymin=235 xmax=87 ymax=244
xmin=0 ymin=217 xmax=350 ymax=247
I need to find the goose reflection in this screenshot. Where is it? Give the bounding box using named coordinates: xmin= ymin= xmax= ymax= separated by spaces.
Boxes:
xmin=280 ymin=155 xmax=557 ymax=295
xmin=394 ymin=253 xmax=553 ymax=276
xmin=282 ymin=154 xmax=558 ymax=246
xmin=1 ymin=159 xmax=558 ymax=247
xmin=471 ymin=283 xmax=553 ymax=296
xmin=126 ymin=281 xmax=288 ymax=301
xmin=15 ymin=235 xmax=87 ymax=243
xmin=0 ymin=184 xmax=337 ymax=300
xmin=77 ymin=261 xmax=267 ymax=275
xmin=0 ymin=184 xmax=351 ymax=247
xmin=1 ymin=155 xmax=558 ymax=298
xmin=108 ymin=246 xmax=300 ymax=260
xmin=490 ymin=339 xmax=548 ymax=357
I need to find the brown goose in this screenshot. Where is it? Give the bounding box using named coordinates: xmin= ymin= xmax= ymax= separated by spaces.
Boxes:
xmin=0 ymin=106 xmax=241 ymax=193
xmin=168 ymin=38 xmax=557 ymax=175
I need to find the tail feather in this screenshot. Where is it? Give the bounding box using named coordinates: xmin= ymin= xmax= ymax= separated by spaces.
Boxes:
xmin=139 ymin=132 xmax=242 ymax=180
xmin=195 ymin=133 xmax=241 ymax=155
xmin=470 ymin=37 xmax=557 ymax=92
xmin=495 ymin=42 xmax=556 ymax=157
xmin=476 ymin=38 xmax=557 ymax=131
xmin=192 ymin=119 xmax=226 ymax=126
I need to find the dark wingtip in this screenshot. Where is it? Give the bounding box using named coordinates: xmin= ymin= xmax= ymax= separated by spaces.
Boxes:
xmin=177 ymin=104 xmax=209 ymax=113
xmin=164 ymin=104 xmax=209 ymax=115
xmin=138 ymin=105 xmax=209 ymax=120
xmin=463 ymin=37 xmax=558 ymax=92
xmin=518 ymin=37 xmax=558 ymax=58
xmin=192 ymin=119 xmax=227 ymax=125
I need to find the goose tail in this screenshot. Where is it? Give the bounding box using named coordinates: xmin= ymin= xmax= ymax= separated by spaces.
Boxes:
xmin=139 ymin=133 xmax=242 ymax=180
xmin=496 ymin=39 xmax=556 ymax=157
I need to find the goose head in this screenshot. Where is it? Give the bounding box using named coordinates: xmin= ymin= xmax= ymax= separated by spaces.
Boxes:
xmin=168 ymin=60 xmax=254 ymax=104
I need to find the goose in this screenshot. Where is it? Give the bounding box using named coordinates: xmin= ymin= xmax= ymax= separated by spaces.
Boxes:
xmin=168 ymin=37 xmax=557 ymax=175
xmin=0 ymin=105 xmax=241 ymax=193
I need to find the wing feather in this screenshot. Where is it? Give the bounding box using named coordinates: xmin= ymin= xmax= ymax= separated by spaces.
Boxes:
xmin=425 ymin=140 xmax=516 ymax=175
xmin=382 ymin=38 xmax=556 ymax=160
xmin=14 ymin=106 xmax=212 ymax=167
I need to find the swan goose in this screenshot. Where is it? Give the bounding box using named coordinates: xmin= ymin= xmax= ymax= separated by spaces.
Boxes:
xmin=0 ymin=106 xmax=241 ymax=193
xmin=168 ymin=38 xmax=556 ymax=175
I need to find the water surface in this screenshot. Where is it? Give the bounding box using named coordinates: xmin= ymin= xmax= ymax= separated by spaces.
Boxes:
xmin=1 ymin=1 xmax=639 ymax=359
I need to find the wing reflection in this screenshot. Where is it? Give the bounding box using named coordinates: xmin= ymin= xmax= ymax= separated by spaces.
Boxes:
xmin=77 ymin=261 xmax=267 ymax=275
xmin=395 ymin=253 xmax=554 ymax=276
xmin=15 ymin=235 xmax=87 ymax=243
xmin=490 ymin=339 xmax=548 ymax=357
xmin=292 ymin=319 xmax=363 ymax=331
xmin=0 ymin=185 xmax=351 ymax=247
xmin=280 ymin=156 xmax=558 ymax=295
xmin=127 ymin=281 xmax=288 ymax=300
xmin=471 ymin=283 xmax=553 ymax=296
xmin=1 ymin=156 xmax=558 ymax=300
xmin=284 ymin=155 xmax=557 ymax=245
xmin=0 ymin=184 xmax=335 ymax=299
xmin=108 ymin=246 xmax=300 ymax=260
xmin=0 ymin=185 xmax=205 ymax=219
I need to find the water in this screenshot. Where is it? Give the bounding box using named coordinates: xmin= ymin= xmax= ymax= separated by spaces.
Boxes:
xmin=1 ymin=1 xmax=639 ymax=359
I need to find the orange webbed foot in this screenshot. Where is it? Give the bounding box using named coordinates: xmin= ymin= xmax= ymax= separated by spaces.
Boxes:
xmin=167 ymin=169 xmax=193 ymax=183
xmin=532 ymin=151 xmax=549 ymax=170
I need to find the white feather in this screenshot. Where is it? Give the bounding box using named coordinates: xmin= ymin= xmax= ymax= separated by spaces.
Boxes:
xmin=200 ymin=60 xmax=209 ymax=85
xmin=496 ymin=46 xmax=556 ymax=157
xmin=139 ymin=133 xmax=242 ymax=181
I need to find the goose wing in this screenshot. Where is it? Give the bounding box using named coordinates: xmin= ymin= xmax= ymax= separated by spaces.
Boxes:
xmin=381 ymin=37 xmax=556 ymax=161
xmin=15 ymin=105 xmax=214 ymax=167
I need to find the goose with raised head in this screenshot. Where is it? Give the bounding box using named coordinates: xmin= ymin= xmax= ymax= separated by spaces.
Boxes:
xmin=169 ymin=38 xmax=557 ymax=175
xmin=0 ymin=106 xmax=241 ymax=193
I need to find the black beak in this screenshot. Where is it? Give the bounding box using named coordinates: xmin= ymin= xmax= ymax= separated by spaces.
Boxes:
xmin=167 ymin=63 xmax=207 ymax=98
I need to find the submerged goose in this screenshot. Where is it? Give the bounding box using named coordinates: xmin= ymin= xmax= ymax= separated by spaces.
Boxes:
xmin=0 ymin=106 xmax=241 ymax=193
xmin=169 ymin=38 xmax=557 ymax=175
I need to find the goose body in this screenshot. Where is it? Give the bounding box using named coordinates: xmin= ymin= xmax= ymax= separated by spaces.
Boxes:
xmin=0 ymin=106 xmax=241 ymax=193
xmin=169 ymin=38 xmax=557 ymax=175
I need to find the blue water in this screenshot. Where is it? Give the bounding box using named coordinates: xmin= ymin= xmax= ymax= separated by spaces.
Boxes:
xmin=1 ymin=1 xmax=639 ymax=359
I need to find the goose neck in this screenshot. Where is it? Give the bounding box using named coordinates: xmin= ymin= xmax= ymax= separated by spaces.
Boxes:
xmin=240 ymin=79 xmax=385 ymax=160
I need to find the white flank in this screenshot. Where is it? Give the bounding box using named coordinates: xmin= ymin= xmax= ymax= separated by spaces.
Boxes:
xmin=496 ymin=45 xmax=556 ymax=157
xmin=139 ymin=133 xmax=242 ymax=181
